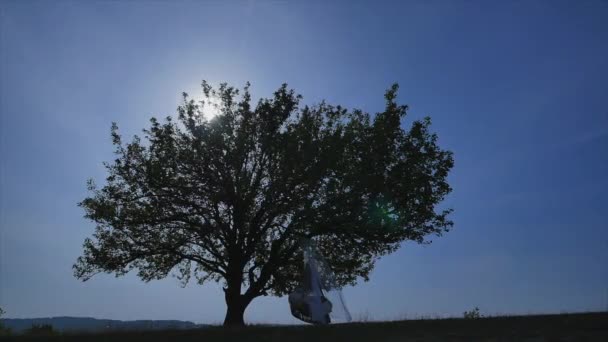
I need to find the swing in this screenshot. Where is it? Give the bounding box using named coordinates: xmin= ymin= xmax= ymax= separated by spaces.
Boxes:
xmin=288 ymin=240 xmax=351 ymax=324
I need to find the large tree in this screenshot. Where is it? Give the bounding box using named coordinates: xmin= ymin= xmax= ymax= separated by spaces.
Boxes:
xmin=74 ymin=81 xmax=454 ymax=326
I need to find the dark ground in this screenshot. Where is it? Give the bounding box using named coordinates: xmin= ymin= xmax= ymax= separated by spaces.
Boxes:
xmin=2 ymin=312 xmax=607 ymax=342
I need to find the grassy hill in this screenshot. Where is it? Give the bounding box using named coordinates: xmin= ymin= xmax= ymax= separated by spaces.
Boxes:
xmin=1 ymin=312 xmax=606 ymax=341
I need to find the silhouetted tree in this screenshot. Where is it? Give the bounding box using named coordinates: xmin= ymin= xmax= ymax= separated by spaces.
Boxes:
xmin=74 ymin=81 xmax=454 ymax=326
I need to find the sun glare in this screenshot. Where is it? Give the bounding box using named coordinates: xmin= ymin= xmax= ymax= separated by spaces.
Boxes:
xmin=198 ymin=96 xmax=222 ymax=121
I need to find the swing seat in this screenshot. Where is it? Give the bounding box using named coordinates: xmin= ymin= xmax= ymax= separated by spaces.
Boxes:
xmin=287 ymin=240 xmax=350 ymax=324
xmin=288 ymin=287 xmax=332 ymax=324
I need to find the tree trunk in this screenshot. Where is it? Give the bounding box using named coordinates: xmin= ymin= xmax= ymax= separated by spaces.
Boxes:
xmin=223 ymin=291 xmax=254 ymax=326
xmin=223 ymin=249 xmax=255 ymax=326
xmin=223 ymin=305 xmax=245 ymax=326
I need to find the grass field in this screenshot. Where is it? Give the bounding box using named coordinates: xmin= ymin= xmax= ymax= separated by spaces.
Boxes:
xmin=2 ymin=312 xmax=607 ymax=342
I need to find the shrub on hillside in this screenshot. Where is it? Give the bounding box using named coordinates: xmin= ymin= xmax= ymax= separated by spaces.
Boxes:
xmin=0 ymin=306 xmax=10 ymax=336
xmin=463 ymin=307 xmax=482 ymax=319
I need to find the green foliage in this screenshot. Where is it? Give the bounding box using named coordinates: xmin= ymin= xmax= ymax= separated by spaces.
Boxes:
xmin=463 ymin=307 xmax=482 ymax=319
xmin=25 ymin=324 xmax=57 ymax=336
xmin=74 ymin=81 xmax=454 ymax=325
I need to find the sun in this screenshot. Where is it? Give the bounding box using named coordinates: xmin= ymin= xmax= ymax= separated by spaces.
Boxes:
xmin=196 ymin=96 xmax=222 ymax=121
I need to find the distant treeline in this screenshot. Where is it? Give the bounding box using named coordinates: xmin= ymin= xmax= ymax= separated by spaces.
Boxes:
xmin=0 ymin=317 xmax=204 ymax=333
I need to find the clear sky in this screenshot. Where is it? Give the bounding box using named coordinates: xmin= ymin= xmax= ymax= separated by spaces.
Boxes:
xmin=1 ymin=0 xmax=607 ymax=324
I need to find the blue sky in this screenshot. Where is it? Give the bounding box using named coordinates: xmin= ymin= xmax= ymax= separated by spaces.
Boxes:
xmin=1 ymin=1 xmax=607 ymax=324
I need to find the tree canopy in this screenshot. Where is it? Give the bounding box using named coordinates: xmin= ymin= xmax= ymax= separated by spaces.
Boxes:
xmin=74 ymin=81 xmax=454 ymax=325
